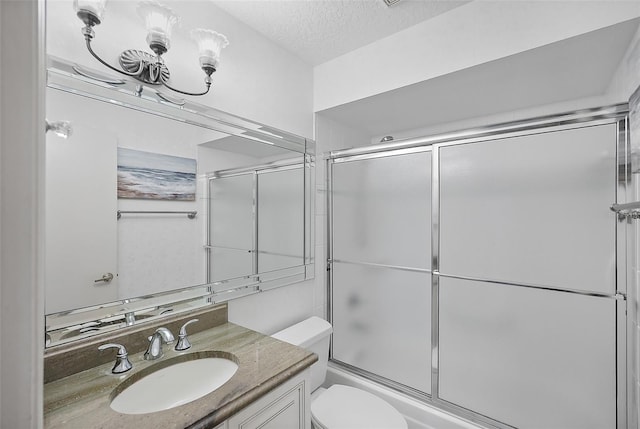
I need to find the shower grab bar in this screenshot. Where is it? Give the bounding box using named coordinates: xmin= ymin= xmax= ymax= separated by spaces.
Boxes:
xmin=117 ymin=210 xmax=197 ymax=220
xmin=611 ymin=202 xmax=640 ymax=220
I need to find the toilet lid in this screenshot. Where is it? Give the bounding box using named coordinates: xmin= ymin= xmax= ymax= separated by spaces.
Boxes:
xmin=311 ymin=385 xmax=407 ymax=429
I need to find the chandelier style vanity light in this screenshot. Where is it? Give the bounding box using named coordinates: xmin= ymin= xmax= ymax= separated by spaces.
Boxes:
xmin=73 ymin=0 xmax=229 ymax=96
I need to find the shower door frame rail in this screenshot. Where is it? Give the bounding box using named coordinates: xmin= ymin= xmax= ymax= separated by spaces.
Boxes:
xmin=326 ymin=103 xmax=630 ymax=429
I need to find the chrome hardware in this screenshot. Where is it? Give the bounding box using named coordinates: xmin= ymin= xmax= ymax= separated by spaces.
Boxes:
xmin=94 ymin=273 xmax=114 ymax=283
xmin=98 ymin=343 xmax=133 ymax=374
xmin=124 ymin=312 xmax=136 ymax=326
xmin=175 ymin=319 xmax=199 ymax=351
xmin=610 ymin=201 xmax=640 ymax=221
xmin=122 ymin=298 xmax=135 ymax=326
xmin=117 ymin=210 xmax=197 ymax=220
xmin=144 ymin=327 xmax=174 ymax=360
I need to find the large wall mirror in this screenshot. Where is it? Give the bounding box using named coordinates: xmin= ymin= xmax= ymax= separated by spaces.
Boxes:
xmin=45 ymin=57 xmax=314 ymax=347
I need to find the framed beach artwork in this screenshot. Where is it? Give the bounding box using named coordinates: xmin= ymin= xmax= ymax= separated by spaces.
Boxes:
xmin=117 ymin=148 xmax=197 ymax=201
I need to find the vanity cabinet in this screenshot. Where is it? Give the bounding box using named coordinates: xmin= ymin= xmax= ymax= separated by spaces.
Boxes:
xmin=224 ymin=369 xmax=311 ymax=429
xmin=43 ymin=319 xmax=316 ymax=429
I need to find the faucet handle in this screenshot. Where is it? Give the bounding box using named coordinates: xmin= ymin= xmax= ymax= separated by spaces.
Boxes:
xmin=98 ymin=343 xmax=133 ymax=374
xmin=175 ymin=318 xmax=199 ymax=351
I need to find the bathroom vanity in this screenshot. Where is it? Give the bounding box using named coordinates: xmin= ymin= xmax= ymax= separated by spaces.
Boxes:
xmin=44 ymin=304 xmax=316 ymax=428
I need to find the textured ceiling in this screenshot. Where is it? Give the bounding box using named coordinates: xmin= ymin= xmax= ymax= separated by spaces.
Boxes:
xmin=212 ymin=0 xmax=471 ymax=65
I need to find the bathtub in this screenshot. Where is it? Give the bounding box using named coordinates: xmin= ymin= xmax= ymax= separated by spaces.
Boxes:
xmin=325 ymin=363 xmax=484 ymax=429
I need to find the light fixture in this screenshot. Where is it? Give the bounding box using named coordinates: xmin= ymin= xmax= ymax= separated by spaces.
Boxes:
xmin=73 ymin=0 xmax=229 ymax=96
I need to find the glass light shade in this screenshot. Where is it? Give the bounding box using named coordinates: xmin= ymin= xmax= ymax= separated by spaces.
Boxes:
xmin=191 ymin=29 xmax=229 ymax=70
xmin=74 ymin=0 xmax=108 ymax=23
xmin=137 ymin=1 xmax=179 ymax=53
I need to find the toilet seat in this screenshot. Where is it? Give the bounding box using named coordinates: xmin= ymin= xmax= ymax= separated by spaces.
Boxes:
xmin=311 ymin=385 xmax=407 ymax=429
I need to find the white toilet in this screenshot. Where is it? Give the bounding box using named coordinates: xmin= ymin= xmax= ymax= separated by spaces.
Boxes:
xmin=273 ymin=317 xmax=408 ymax=429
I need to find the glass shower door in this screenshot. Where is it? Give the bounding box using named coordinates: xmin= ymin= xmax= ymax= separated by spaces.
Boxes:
xmin=328 ymin=111 xmax=626 ymax=429
xmin=330 ymin=149 xmax=432 ymax=394
xmin=437 ymin=123 xmax=618 ymax=429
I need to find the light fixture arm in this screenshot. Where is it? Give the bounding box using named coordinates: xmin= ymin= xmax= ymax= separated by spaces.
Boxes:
xmin=83 ymin=33 xmax=142 ymax=78
xmin=160 ymin=74 xmax=212 ymax=96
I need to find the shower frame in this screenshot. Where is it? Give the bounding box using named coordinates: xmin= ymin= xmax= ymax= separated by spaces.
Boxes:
xmin=326 ymin=103 xmax=630 ymax=429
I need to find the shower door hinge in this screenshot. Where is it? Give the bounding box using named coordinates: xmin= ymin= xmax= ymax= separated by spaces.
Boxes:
xmin=614 ymin=292 xmax=627 ymax=301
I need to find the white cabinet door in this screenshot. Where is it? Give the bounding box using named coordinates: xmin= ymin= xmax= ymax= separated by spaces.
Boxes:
xmin=45 ymin=89 xmax=118 ymax=313
xmin=227 ymin=369 xmax=310 ymax=429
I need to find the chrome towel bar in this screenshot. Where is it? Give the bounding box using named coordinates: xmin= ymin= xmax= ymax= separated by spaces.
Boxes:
xmin=117 ymin=210 xmax=197 ymax=220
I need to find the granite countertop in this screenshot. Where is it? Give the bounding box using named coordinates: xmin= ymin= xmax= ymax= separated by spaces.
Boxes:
xmin=44 ymin=322 xmax=317 ymax=429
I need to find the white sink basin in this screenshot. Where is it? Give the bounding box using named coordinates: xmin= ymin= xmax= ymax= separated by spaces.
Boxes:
xmin=110 ymin=353 xmax=238 ymax=415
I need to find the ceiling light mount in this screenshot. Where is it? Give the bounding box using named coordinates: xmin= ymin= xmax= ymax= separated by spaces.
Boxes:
xmin=73 ymin=0 xmax=229 ymax=97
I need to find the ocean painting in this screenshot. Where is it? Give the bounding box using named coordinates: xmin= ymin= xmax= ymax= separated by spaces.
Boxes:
xmin=117 ymin=148 xmax=196 ymax=201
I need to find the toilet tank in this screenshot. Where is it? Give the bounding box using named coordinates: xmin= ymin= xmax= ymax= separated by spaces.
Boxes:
xmin=272 ymin=316 xmax=333 ymax=392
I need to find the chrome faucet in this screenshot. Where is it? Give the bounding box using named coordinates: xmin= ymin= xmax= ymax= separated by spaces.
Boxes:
xmin=144 ymin=327 xmax=174 ymax=360
xmin=123 ymin=299 xmax=135 ymax=326
xmin=175 ymin=319 xmax=199 ymax=351
xmin=98 ymin=343 xmax=133 ymax=374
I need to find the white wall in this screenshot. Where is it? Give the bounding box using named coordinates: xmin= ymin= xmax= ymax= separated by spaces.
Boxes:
xmin=314 ymin=0 xmax=640 ymax=112
xmin=0 ymin=1 xmax=45 ymax=428
xmin=608 ymin=23 xmax=640 ymax=102
xmin=367 ymin=94 xmax=615 ymax=144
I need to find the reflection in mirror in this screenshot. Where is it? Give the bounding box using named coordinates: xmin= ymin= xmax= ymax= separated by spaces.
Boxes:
xmin=208 ymin=161 xmax=305 ymax=281
xmin=45 ymin=58 xmax=314 ymax=347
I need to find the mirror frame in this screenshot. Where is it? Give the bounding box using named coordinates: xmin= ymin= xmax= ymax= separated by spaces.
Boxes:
xmin=45 ymin=55 xmax=315 ymax=347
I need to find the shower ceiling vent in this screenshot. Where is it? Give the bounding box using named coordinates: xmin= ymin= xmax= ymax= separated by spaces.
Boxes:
xmin=382 ymin=0 xmax=403 ymax=6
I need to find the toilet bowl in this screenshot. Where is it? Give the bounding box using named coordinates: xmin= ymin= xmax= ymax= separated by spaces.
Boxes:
xmin=272 ymin=317 xmax=407 ymax=429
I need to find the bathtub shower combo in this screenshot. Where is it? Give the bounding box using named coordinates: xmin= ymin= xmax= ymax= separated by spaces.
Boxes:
xmin=326 ymin=105 xmax=633 ymax=429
